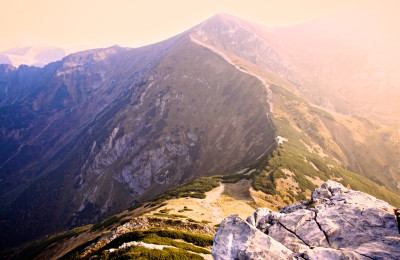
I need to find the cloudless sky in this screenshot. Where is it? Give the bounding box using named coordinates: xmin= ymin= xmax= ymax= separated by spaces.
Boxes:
xmin=0 ymin=0 xmax=394 ymax=53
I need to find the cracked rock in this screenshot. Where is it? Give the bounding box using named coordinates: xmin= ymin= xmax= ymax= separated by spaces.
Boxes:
xmin=212 ymin=181 xmax=400 ymax=259
xmin=212 ymin=214 xmax=294 ymax=260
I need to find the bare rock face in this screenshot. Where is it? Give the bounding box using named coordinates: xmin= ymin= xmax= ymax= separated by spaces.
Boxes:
xmin=212 ymin=181 xmax=400 ymax=259
xmin=212 ymin=214 xmax=294 ymax=260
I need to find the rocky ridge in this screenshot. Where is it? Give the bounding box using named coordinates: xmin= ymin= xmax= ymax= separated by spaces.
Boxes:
xmin=213 ymin=180 xmax=400 ymax=259
xmin=2 ymin=13 xmax=400 ymax=251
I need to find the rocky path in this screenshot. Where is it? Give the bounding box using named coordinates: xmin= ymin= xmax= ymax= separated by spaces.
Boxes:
xmin=199 ymin=183 xmax=225 ymax=221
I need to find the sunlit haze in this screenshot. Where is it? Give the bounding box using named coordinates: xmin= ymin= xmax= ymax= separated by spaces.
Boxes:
xmin=1 ymin=0 xmax=397 ymax=53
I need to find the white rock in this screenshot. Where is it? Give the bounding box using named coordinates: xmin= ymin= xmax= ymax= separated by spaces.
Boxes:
xmin=279 ymin=201 xmax=309 ymax=214
xmin=213 ymin=181 xmax=400 ymax=260
xmin=212 ymin=214 xmax=294 ymax=260
xmin=301 ymin=247 xmax=368 ymax=260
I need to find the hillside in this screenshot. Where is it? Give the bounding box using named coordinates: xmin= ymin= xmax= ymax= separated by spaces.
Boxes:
xmin=8 ymin=162 xmax=400 ymax=259
xmin=1 ymin=13 xmax=400 ymax=253
xmin=7 ymin=77 xmax=400 ymax=258
xmin=189 ymin=15 xmax=400 ymax=197
xmin=0 ymin=24 xmax=275 ymax=248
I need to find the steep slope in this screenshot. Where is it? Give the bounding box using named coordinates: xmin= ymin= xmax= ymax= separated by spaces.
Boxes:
xmin=194 ymin=13 xmax=400 ymax=126
xmin=0 ymin=41 xmax=179 ymax=204
xmin=228 ymin=59 xmax=400 ymax=200
xmin=191 ymin=14 xmax=317 ymax=103
xmin=0 ymin=33 xmax=275 ymax=248
xmin=264 ymin=82 xmax=400 ymax=198
xmin=190 ymin=13 xmax=400 ymax=195
xmin=2 ymin=12 xmax=400 ymax=253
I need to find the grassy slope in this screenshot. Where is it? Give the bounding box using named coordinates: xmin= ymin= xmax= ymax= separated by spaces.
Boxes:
xmin=250 ymin=84 xmax=400 ymax=207
xmin=225 ymin=49 xmax=400 ymax=196
xmin=10 ymin=176 xmax=226 ymax=259
xmin=15 ymin=154 xmax=400 ymax=259
xmin=220 ymin=53 xmax=400 ymax=207
xmin=12 ymin=171 xmax=268 ymax=259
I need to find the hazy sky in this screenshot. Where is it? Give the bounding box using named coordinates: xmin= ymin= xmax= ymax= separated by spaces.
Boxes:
xmin=0 ymin=0 xmax=394 ymax=53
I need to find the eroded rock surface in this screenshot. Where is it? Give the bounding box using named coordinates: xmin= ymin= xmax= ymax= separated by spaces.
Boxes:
xmin=212 ymin=214 xmax=294 ymax=260
xmin=213 ymin=181 xmax=400 ymax=259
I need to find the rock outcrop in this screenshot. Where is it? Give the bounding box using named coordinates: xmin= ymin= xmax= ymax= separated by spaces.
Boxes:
xmin=212 ymin=181 xmax=400 ymax=259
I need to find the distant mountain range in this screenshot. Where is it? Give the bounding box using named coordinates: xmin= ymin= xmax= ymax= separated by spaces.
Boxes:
xmin=1 ymin=13 xmax=400 ymax=252
xmin=0 ymin=46 xmax=66 ymax=67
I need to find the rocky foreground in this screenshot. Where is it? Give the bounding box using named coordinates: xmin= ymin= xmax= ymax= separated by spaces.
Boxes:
xmin=212 ymin=181 xmax=400 ymax=259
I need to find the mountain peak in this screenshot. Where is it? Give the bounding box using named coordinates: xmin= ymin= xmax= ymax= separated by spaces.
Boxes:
xmin=202 ymin=13 xmax=272 ymax=32
xmin=209 ymin=12 xmax=239 ymax=21
xmin=201 ymin=12 xmax=250 ymax=28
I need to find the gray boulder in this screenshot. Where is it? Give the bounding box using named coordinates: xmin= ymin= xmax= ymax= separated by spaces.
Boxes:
xmin=212 ymin=214 xmax=294 ymax=260
xmin=301 ymin=247 xmax=368 ymax=260
xmin=212 ymin=181 xmax=400 ymax=259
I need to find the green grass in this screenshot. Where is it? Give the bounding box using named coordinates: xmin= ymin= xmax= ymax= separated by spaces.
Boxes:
xmin=253 ymin=170 xmax=277 ymax=195
xmin=269 ymin=84 xmax=305 ymax=103
xmin=149 ymin=229 xmax=213 ymax=247
xmin=128 ymin=202 xmax=143 ymax=212
xmin=221 ymin=173 xmax=252 ymax=183
xmin=91 ymin=215 xmax=127 ymax=231
xmin=159 ymin=208 xmax=173 ymax=214
xmin=187 ymin=218 xmax=200 ymax=223
xmin=60 ymin=235 xmax=101 ymax=259
xmin=139 ymin=234 xmax=210 ymax=254
xmin=152 ymin=213 xmax=188 ymax=219
xmin=16 ymin=225 xmax=92 ymax=260
xmin=101 ymin=229 xmax=213 ymax=252
xmin=150 ymin=176 xmax=222 ymax=204
xmin=98 ymin=246 xmax=204 ymax=260
xmin=309 ymin=106 xmax=335 ymax=121
xmin=178 ymin=206 xmax=194 ymax=213
xmin=249 ymin=101 xmax=400 ymax=207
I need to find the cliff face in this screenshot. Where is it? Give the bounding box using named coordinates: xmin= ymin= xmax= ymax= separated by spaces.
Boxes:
xmin=213 ymin=181 xmax=400 ymax=259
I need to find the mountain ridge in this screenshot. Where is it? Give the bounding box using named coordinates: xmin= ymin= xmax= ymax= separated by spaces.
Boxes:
xmin=1 ymin=13 xmax=400 ymax=252
xmin=0 ymin=21 xmax=276 ymax=248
